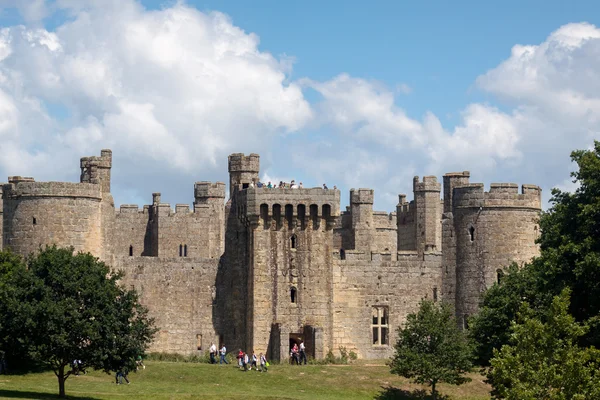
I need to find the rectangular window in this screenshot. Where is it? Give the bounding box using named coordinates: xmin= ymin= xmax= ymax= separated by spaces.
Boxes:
xmin=196 ymin=334 xmax=202 ymax=351
xmin=371 ymin=306 xmax=389 ymax=346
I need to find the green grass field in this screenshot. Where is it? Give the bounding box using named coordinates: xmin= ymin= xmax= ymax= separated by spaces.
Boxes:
xmin=0 ymin=360 xmax=490 ymax=400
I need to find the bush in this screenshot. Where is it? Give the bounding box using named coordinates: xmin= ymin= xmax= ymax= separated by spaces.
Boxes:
xmin=146 ymin=351 xmax=225 ymax=364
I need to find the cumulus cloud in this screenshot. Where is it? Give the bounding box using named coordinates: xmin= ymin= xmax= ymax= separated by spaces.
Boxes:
xmin=293 ymin=23 xmax=600 ymax=209
xmin=0 ymin=1 xmax=597 ymax=212
xmin=0 ymin=0 xmax=311 ymax=203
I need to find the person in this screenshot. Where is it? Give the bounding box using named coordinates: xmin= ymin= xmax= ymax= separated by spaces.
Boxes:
xmin=237 ymin=349 xmax=244 ymax=369
xmin=136 ymin=355 xmax=145 ymax=370
xmin=323 ymin=183 xmax=328 ymax=190
xmin=209 ymin=343 xmax=217 ymax=364
xmin=267 ymin=181 xmax=272 ymax=189
xmin=290 ymin=180 xmax=297 ymax=189
xmin=249 ymin=181 xmax=255 ymax=188
xmin=251 ymin=351 xmax=258 ymax=371
xmin=299 ymin=182 xmax=303 ymax=189
xmin=243 ymin=352 xmax=249 ymax=371
xmin=291 ymin=343 xmax=299 ymax=365
xmin=219 ymin=344 xmax=228 ymax=364
xmin=115 ymin=366 xmax=130 ymax=384
xmin=259 ymin=353 xmax=268 ymax=372
xmin=278 ymin=181 xmax=284 ymax=189
xmin=333 ymin=185 xmax=337 ymax=190
xmin=299 ymin=341 xmax=307 ymax=365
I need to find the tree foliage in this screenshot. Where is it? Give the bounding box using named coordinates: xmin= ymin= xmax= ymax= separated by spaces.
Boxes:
xmin=488 ymin=289 xmax=600 ymax=399
xmin=470 ymin=140 xmax=600 ymax=364
xmin=389 ymin=300 xmax=473 ymax=400
xmin=0 ymin=246 xmax=157 ymax=397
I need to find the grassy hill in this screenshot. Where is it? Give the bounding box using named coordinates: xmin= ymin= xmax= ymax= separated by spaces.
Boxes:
xmin=0 ymin=360 xmax=490 ymax=399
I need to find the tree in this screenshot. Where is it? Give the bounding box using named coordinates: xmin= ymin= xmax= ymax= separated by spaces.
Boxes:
xmin=389 ymin=300 xmax=473 ymax=400
xmin=0 ymin=246 xmax=157 ymax=397
xmin=488 ymin=289 xmax=600 ymax=399
xmin=470 ymin=140 xmax=600 ymax=365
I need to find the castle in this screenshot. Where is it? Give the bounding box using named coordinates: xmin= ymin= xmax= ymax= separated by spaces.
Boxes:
xmin=0 ymin=150 xmax=541 ymax=360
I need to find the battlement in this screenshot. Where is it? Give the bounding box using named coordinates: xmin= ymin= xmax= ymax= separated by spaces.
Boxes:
xmin=118 ymin=204 xmax=150 ymax=214
xmin=350 ymin=188 xmax=374 ymax=205
xmin=413 ymin=176 xmax=441 ymax=192
xmin=194 ymin=181 xmax=226 ymax=204
xmin=3 ymin=180 xmax=102 ymax=200
xmin=80 ymin=149 xmax=112 ymax=193
xmin=228 ymin=153 xmax=260 ymax=173
xmin=237 ymin=187 xmax=341 ymax=217
xmin=452 ymin=183 xmax=542 ymax=209
xmin=8 ymin=176 xmax=35 ymax=184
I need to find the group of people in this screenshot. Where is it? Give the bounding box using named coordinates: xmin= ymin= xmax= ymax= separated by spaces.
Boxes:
xmin=209 ymin=343 xmax=229 ymax=365
xmin=249 ymin=179 xmax=335 ymax=191
xmin=208 ymin=343 xmax=268 ymax=372
xmin=236 ymin=349 xmax=268 ymax=372
xmin=290 ymin=341 xmax=307 ymax=365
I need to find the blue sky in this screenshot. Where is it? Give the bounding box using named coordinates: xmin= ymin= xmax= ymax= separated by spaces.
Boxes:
xmin=0 ymin=0 xmax=598 ymax=210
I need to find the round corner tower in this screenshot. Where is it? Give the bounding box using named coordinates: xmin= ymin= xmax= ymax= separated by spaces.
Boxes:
xmin=3 ymin=150 xmax=113 ymax=258
xmin=228 ymin=153 xmax=260 ymax=199
xmin=451 ymin=182 xmax=542 ymax=326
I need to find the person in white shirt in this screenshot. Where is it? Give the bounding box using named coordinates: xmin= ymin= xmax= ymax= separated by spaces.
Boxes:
xmin=219 ymin=345 xmax=228 ymax=364
xmin=209 ymin=343 xmax=217 ymax=364
xmin=299 ymin=341 xmax=307 ymax=365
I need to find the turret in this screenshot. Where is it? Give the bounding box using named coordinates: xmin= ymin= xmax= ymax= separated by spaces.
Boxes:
xmin=413 ymin=176 xmax=442 ymax=253
xmin=80 ymin=149 xmax=112 ymax=193
xmin=228 ymin=153 xmax=260 ymax=198
xmin=442 ymin=172 xmax=470 ymax=214
xmin=350 ymin=188 xmax=374 ymax=252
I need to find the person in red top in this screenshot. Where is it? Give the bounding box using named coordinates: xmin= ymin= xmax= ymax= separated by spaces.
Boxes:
xmin=237 ymin=349 xmax=244 ymax=369
xmin=291 ymin=343 xmax=300 ymax=365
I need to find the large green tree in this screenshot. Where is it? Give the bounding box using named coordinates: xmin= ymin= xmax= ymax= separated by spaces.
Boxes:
xmin=0 ymin=246 xmax=157 ymax=397
xmin=470 ymin=140 xmax=600 ymax=364
xmin=488 ymin=289 xmax=600 ymax=399
xmin=389 ymin=300 xmax=473 ymax=400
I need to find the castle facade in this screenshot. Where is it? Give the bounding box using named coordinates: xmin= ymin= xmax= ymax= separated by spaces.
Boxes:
xmin=0 ymin=150 xmax=541 ymax=360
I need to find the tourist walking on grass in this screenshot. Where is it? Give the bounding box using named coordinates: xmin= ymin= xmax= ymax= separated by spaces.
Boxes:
xmin=260 ymin=353 xmax=268 ymax=372
xmin=219 ymin=345 xmax=228 ymax=364
xmin=209 ymin=343 xmax=217 ymax=364
xmin=251 ymin=351 xmax=258 ymax=371
xmin=299 ymin=341 xmax=307 ymax=365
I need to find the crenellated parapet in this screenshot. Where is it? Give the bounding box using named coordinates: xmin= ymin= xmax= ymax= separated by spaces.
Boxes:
xmin=452 ymin=183 xmax=542 ymax=210
xmin=194 ymin=181 xmax=226 ymax=205
xmin=3 ymin=178 xmax=102 ymax=201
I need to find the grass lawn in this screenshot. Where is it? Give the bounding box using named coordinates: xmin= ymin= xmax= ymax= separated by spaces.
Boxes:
xmin=0 ymin=360 xmax=490 ymax=399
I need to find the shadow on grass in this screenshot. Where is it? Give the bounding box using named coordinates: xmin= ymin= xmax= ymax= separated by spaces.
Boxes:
xmin=374 ymin=386 xmax=450 ymax=400
xmin=0 ymin=389 xmax=99 ymax=400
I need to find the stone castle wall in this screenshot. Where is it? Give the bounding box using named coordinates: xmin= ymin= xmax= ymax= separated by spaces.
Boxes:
xmin=0 ymin=149 xmax=542 ymax=359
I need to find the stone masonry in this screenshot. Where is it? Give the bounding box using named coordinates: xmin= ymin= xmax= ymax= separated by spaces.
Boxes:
xmin=1 ymin=150 xmax=542 ymax=360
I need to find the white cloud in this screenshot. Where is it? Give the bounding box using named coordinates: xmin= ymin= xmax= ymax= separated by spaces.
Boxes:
xmin=0 ymin=0 xmax=311 ymax=200
xmin=0 ymin=2 xmax=597 ymax=213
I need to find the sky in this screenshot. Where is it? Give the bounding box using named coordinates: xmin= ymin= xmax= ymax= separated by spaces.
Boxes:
xmin=0 ymin=0 xmax=599 ymax=211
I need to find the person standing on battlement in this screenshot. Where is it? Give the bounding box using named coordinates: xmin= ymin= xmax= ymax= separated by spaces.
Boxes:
xmin=299 ymin=182 xmax=303 ymax=188
xmin=323 ymin=183 xmax=328 ymax=190
xmin=291 ymin=180 xmax=298 ymax=189
xmin=267 ymin=181 xmax=272 ymax=188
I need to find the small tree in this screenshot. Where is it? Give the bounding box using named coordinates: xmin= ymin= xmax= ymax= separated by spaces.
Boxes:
xmin=488 ymin=289 xmax=600 ymax=400
xmin=389 ymin=300 xmax=473 ymax=400
xmin=0 ymin=246 xmax=157 ymax=397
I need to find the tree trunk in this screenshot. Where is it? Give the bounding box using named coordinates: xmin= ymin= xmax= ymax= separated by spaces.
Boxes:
xmin=58 ymin=364 xmax=66 ymax=398
xmin=431 ymin=380 xmax=437 ymax=400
